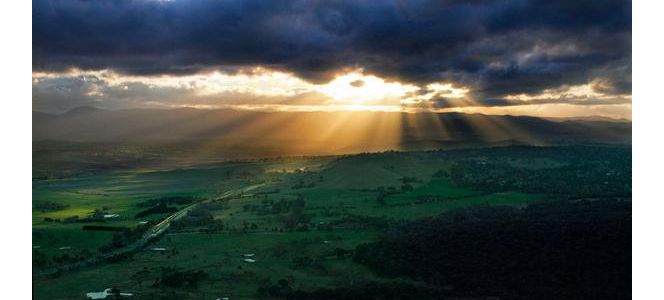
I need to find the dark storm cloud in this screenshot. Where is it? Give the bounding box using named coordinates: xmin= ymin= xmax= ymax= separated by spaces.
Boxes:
xmin=33 ymin=0 xmax=631 ymax=98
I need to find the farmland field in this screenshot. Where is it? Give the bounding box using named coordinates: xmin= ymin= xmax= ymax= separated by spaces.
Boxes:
xmin=32 ymin=145 xmax=631 ymax=299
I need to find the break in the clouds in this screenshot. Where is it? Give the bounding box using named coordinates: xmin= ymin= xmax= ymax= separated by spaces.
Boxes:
xmin=32 ymin=69 xmax=417 ymax=112
xmin=33 ymin=0 xmax=631 ymax=116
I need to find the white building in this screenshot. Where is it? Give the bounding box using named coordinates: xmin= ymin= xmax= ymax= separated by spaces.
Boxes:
xmin=86 ymin=288 xmax=133 ymax=299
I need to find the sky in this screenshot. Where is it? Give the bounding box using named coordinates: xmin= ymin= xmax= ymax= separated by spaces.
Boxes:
xmin=32 ymin=0 xmax=632 ymax=119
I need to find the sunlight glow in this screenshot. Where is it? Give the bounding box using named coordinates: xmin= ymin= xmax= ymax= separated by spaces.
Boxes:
xmin=32 ymin=69 xmax=631 ymax=119
xmin=318 ymin=72 xmax=418 ymax=106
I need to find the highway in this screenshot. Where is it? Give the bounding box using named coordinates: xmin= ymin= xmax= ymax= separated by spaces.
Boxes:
xmin=37 ymin=183 xmax=265 ymax=277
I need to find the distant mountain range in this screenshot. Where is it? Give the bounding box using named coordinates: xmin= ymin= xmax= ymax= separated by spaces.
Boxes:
xmin=544 ymin=115 xmax=631 ymax=123
xmin=33 ymin=107 xmax=631 ymax=156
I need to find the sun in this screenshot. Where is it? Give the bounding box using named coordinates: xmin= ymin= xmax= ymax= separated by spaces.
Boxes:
xmin=319 ymin=72 xmax=418 ymax=107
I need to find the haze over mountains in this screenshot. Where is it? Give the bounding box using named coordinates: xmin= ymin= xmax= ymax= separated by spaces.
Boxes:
xmin=33 ymin=107 xmax=631 ymax=157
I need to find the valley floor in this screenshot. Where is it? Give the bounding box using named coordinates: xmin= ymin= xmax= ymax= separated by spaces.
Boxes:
xmin=32 ymin=145 xmax=631 ymax=299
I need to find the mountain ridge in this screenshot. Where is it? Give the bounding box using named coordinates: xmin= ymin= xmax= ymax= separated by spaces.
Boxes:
xmin=33 ymin=107 xmax=631 ymax=156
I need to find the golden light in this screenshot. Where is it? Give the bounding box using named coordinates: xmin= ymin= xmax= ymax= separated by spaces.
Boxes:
xmin=319 ymin=72 xmax=418 ymax=106
xmin=32 ymin=69 xmax=631 ymax=119
xmin=400 ymin=82 xmax=471 ymax=107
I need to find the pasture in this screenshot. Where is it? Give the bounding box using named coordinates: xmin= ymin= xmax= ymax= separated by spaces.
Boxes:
xmin=32 ymin=149 xmax=558 ymax=299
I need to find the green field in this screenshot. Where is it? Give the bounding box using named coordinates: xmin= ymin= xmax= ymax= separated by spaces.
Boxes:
xmin=33 ymin=147 xmax=623 ymax=299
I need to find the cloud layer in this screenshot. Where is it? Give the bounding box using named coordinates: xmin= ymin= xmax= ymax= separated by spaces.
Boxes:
xmin=33 ymin=0 xmax=631 ymax=114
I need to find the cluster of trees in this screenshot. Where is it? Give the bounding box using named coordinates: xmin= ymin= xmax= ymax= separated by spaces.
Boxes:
xmin=353 ymin=199 xmax=631 ymax=299
xmin=99 ymin=223 xmax=151 ymax=252
xmin=136 ymin=196 xmax=203 ymax=208
xmin=447 ymin=145 xmax=631 ymax=197
xmin=291 ymin=256 xmax=318 ymax=269
xmin=63 ymin=215 xmax=80 ymax=223
xmin=281 ymin=196 xmax=311 ymax=230
xmin=400 ymin=176 xmax=421 ymax=184
xmin=135 ymin=196 xmax=210 ymax=219
xmin=170 ymin=206 xmax=224 ymax=231
xmin=244 ymin=197 xmax=302 ymax=215
xmin=33 ymin=201 xmax=68 ymax=212
xmin=413 ymin=195 xmax=452 ymax=204
xmin=257 ymin=278 xmax=296 ymax=298
xmin=254 ymin=188 xmax=281 ymax=195
xmin=375 ymin=186 xmax=399 ymax=206
xmin=275 ymin=282 xmax=445 ymax=300
xmin=135 ymin=203 xmax=178 ymax=218
xmin=241 ymin=196 xmax=311 ymax=230
xmin=291 ymin=179 xmax=316 ymax=190
xmin=32 ymin=249 xmax=93 ymax=268
xmin=431 ymin=169 xmax=449 ymax=178
xmin=42 ymin=215 xmax=82 ymax=224
xmin=32 ymin=250 xmax=49 ymax=268
xmin=82 ymin=225 xmax=129 ymax=232
xmin=135 ymin=196 xmax=204 ymax=219
xmin=46 ymin=209 xmax=108 ymax=224
xmin=153 ymin=266 xmax=209 ymax=288
xmin=374 ymin=182 xmax=419 ymax=206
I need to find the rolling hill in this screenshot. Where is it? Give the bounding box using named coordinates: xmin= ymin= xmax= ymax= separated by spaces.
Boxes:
xmin=33 ymin=107 xmax=631 ymax=154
